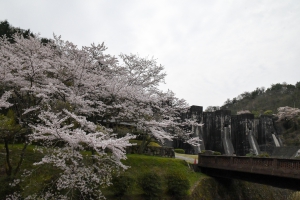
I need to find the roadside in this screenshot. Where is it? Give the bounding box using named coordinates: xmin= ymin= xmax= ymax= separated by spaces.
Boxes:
xmin=175 ymin=153 xmax=198 ymax=163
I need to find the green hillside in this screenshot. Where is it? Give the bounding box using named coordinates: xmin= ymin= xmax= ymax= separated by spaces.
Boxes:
xmin=221 ymin=82 xmax=300 ymax=116
xmin=220 ymin=82 xmax=300 ymax=147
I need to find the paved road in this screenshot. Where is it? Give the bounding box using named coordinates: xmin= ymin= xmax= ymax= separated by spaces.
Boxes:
xmin=175 ymin=154 xmax=196 ymax=163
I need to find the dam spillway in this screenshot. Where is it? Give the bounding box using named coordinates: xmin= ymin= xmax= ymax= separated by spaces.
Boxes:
xmin=171 ymin=105 xmax=294 ymax=157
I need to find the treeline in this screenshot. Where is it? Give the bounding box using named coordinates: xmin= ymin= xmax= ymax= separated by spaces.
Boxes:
xmin=221 ymin=82 xmax=300 ymax=116
xmin=0 ymin=20 xmax=51 ymax=44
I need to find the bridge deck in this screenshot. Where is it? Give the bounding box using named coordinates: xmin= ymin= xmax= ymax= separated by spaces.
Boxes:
xmin=198 ymin=154 xmax=300 ymax=190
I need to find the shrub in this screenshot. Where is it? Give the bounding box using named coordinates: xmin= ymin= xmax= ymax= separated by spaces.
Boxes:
xmin=138 ymin=172 xmax=162 ymax=199
xmin=263 ymin=110 xmax=273 ymax=115
xmin=246 ymin=149 xmax=255 ymax=157
xmin=111 ymin=175 xmax=134 ymax=197
xmin=0 ymin=177 xmax=21 ymax=199
xmin=174 ymin=149 xmax=185 ymax=154
xmin=257 ymin=152 xmax=270 ymax=157
xmin=129 ymin=140 xmax=161 ymax=147
xmin=213 ymin=151 xmax=221 ymax=155
xmin=166 ymin=173 xmax=190 ymax=198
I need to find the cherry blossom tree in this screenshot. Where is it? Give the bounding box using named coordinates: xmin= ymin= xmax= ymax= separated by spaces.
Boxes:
xmin=26 ymin=109 xmax=135 ymax=199
xmin=0 ymin=34 xmax=134 ymax=199
xmin=0 ymin=33 xmax=200 ymax=199
xmin=276 ymin=106 xmax=300 ymax=121
xmin=0 ymin=91 xmax=12 ymax=109
xmin=237 ymin=110 xmax=251 ymax=115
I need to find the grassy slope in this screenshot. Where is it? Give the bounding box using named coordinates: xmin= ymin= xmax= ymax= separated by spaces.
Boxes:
xmin=0 ymin=144 xmax=205 ymax=199
xmin=104 ymin=154 xmax=205 ymax=199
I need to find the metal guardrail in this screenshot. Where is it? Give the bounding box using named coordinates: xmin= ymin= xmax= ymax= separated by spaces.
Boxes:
xmin=198 ymin=155 xmax=300 ymax=180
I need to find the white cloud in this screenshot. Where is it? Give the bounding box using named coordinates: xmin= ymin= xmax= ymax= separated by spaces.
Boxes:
xmin=1 ymin=0 xmax=300 ymax=109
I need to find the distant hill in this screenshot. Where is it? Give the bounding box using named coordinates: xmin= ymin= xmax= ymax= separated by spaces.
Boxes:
xmin=220 ymin=82 xmax=300 ymax=117
xmin=0 ymin=20 xmax=51 ymax=44
xmin=219 ymin=82 xmax=300 ymax=147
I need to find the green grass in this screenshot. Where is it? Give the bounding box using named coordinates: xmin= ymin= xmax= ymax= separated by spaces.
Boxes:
xmin=123 ymin=154 xmax=201 ymax=183
xmin=0 ymin=144 xmax=205 ymax=199
xmin=103 ymin=154 xmax=204 ymax=199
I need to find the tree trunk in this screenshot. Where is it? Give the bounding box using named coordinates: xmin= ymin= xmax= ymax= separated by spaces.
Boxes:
xmin=138 ymin=134 xmax=151 ymax=154
xmin=14 ymin=142 xmax=28 ymax=176
xmin=4 ymin=139 xmax=12 ymax=177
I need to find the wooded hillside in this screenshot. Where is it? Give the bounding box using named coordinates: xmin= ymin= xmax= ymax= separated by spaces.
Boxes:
xmin=221 ymin=82 xmax=300 ymax=116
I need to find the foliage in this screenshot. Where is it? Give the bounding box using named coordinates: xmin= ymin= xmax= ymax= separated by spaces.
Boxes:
xmin=0 ymin=91 xmax=13 ymax=109
xmin=221 ymin=82 xmax=300 ymax=114
xmin=237 ymin=110 xmax=251 ymax=115
xmin=138 ymin=172 xmax=163 ymax=199
xmin=245 ymin=149 xmax=255 ymax=157
xmin=0 ymin=110 xmax=22 ymax=139
xmin=130 ymin=139 xmax=161 ymax=147
xmin=111 ymin=175 xmax=134 ymax=197
xmin=166 ymin=172 xmax=190 ymax=198
xmin=205 ymin=106 xmax=220 ymax=112
xmin=246 ymin=150 xmax=269 ymax=157
xmin=0 ymin=20 xmax=34 ymax=43
xmin=257 ymin=152 xmax=270 ymax=158
xmin=0 ymin=22 xmax=200 ymax=199
xmin=190 ymin=177 xmax=293 ymax=200
xmin=251 ymin=110 xmax=260 ymax=118
xmin=276 ymin=106 xmax=300 ymax=121
xmin=0 ymin=177 xmax=22 ymax=199
xmin=174 ymin=148 xmax=185 ymax=154
xmin=0 ymin=110 xmax=27 ymax=177
xmin=0 ymin=146 xmax=204 ymax=199
xmin=213 ymin=151 xmax=221 ymax=155
xmin=27 ymin=110 xmax=135 ymax=199
xmin=263 ymin=110 xmax=273 ymax=115
xmin=289 ymin=191 xmax=300 ymax=200
xmin=0 ymin=20 xmax=51 ymax=44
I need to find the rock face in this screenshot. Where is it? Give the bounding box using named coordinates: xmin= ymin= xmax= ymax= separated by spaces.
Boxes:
xmin=172 ymin=105 xmax=298 ymax=157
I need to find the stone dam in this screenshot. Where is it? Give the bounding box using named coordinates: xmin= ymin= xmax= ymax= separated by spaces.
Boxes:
xmin=168 ymin=105 xmax=300 ymax=158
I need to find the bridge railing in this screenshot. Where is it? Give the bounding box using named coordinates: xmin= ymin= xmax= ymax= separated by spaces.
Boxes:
xmin=198 ymin=154 xmax=300 ymax=179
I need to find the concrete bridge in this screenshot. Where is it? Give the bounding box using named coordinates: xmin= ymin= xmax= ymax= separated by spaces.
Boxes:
xmin=198 ymin=154 xmax=300 ymax=190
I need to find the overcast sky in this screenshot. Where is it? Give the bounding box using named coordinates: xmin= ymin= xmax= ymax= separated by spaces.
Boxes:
xmin=1 ymin=0 xmax=300 ymax=110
